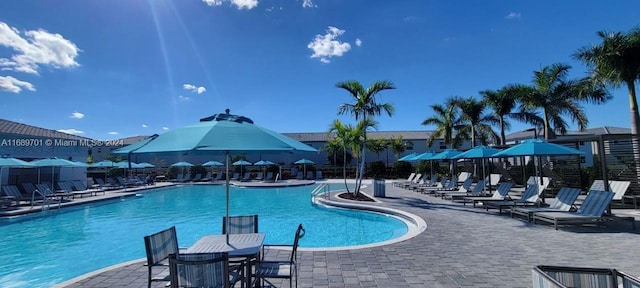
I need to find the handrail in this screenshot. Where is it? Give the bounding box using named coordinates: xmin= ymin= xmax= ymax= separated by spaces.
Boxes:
xmin=31 ymin=187 xmax=61 ymax=211
xmin=311 ymin=184 xmax=330 ymax=200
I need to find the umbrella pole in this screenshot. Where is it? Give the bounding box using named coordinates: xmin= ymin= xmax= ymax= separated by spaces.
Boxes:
xmin=225 ymin=151 xmax=230 ymax=244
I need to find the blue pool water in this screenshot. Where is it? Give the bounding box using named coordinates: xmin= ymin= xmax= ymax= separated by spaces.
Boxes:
xmin=0 ymin=184 xmax=408 ymax=287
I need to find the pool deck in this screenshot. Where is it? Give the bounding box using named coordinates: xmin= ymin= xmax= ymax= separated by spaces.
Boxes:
xmin=52 ymin=179 xmax=640 ymax=287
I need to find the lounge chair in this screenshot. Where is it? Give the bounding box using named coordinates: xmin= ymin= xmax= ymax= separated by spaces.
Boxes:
xmin=229 ymin=172 xmax=239 ymax=181
xmin=457 ymin=171 xmax=472 ymax=183
xmin=422 ymin=177 xmax=458 ymax=194
xmin=200 ymin=172 xmax=213 ymax=182
xmin=57 ymin=181 xmax=89 ymax=199
xmin=402 ymin=173 xmax=422 ymax=189
xmin=255 ymin=224 xmax=305 ymax=288
xmin=447 ymin=180 xmax=486 ymax=201
xmin=144 ymin=226 xmax=180 ymax=288
xmin=73 ymin=179 xmax=105 ymax=196
xmin=36 ymin=183 xmax=71 ymax=202
xmin=173 ymin=173 xmax=184 ymax=182
xmin=532 ymin=265 xmax=640 ymax=288
xmin=315 ymin=171 xmax=324 ymax=180
xmin=483 ymin=184 xmax=543 ymax=214
xmin=263 ymin=172 xmax=274 ymax=182
xmin=180 ymin=173 xmax=192 ymax=183
xmin=295 ymin=172 xmax=303 ymax=180
xmin=434 ymin=177 xmax=472 ymax=198
xmin=168 ymin=252 xmax=232 ymax=288
xmin=463 ymin=182 xmax=513 ymax=207
xmin=487 ymin=173 xmax=502 ymax=188
xmin=94 ymin=178 xmax=118 ymax=190
xmin=532 ymin=190 xmax=635 ymax=230
xmin=417 ymin=176 xmax=447 ymax=194
xmin=241 ymin=172 xmax=252 ymax=182
xmin=393 ymin=173 xmax=415 ymax=187
xmin=306 ymin=171 xmax=314 ymax=180
xmin=254 ymin=172 xmax=264 ymax=181
xmin=2 ymin=185 xmax=32 ymax=206
xmin=191 ymin=173 xmax=202 ymax=182
xmin=510 ymin=187 xmax=582 ymax=222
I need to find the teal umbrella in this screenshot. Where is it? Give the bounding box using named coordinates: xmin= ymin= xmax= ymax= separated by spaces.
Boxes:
xmin=111 ymin=110 xmax=317 ymax=243
xmin=170 ymin=161 xmax=194 ymax=167
xmin=294 ymin=158 xmax=315 ymax=178
xmin=138 ymin=162 xmax=156 ymax=168
xmin=493 ymin=139 xmax=585 ymax=188
xmin=31 ymin=158 xmax=78 ymax=187
xmin=430 ymin=149 xmax=462 ymax=176
xmin=254 ymin=160 xmax=274 ymax=166
xmin=0 ymin=157 xmax=34 ymax=190
xmin=397 ymin=152 xmax=418 ymax=162
xmin=453 ymin=146 xmax=502 ymax=191
xmin=202 ymin=160 xmax=224 ymax=167
xmin=412 ymin=151 xmax=436 ymax=179
xmin=90 ymin=160 xmax=117 ymax=168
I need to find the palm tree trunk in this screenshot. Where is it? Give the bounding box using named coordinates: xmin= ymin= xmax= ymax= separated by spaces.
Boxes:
xmin=343 ymin=145 xmax=350 ymax=193
xmin=627 ymin=81 xmax=640 ymax=191
xmin=543 ymin=108 xmax=551 ymax=140
xmin=499 ymin=117 xmax=506 ymax=146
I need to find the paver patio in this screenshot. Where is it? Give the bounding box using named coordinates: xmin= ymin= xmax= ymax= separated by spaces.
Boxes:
xmin=58 ymin=181 xmax=640 ymax=288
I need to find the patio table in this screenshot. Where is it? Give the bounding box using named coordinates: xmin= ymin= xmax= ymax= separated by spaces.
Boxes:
xmin=186 ymin=233 xmax=264 ymax=287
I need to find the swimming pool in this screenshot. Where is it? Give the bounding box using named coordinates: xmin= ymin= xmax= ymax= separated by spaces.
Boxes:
xmin=0 ymin=183 xmax=409 ymax=287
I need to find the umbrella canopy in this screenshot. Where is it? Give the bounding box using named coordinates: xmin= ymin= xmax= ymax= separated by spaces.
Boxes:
xmin=412 ymin=151 xmax=436 ymax=161
xmin=492 ymin=139 xmax=585 ymax=157
xmin=0 ymin=157 xmax=34 ymax=189
xmin=452 ymin=146 xmax=502 ymax=159
xmin=170 ymin=161 xmax=195 ymax=167
xmin=294 ymin=158 xmax=315 ymax=165
xmin=112 ymin=113 xmax=316 ymax=155
xmin=254 ymin=160 xmax=275 ymax=166
xmin=111 ymin=111 xmax=317 ymax=244
xmin=0 ymin=157 xmax=34 ymax=168
xmin=89 ymin=160 xmax=117 ymax=168
xmin=430 ymin=149 xmax=463 ymax=160
xmin=31 ymin=157 xmax=78 ymax=167
xmin=202 ymin=160 xmax=224 ymax=167
xmin=232 ymin=160 xmax=252 ymax=166
xmin=397 ymin=152 xmax=419 ymax=162
xmin=137 ymin=162 xmax=156 ymax=168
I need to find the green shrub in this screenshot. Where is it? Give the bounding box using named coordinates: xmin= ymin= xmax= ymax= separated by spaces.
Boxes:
xmin=367 ymin=161 xmax=387 ymax=179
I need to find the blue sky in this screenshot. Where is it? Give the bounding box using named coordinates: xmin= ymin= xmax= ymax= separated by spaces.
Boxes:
xmin=1 ymin=0 xmax=639 ymax=140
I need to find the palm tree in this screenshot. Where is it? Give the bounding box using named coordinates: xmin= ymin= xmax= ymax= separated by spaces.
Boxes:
xmin=519 ymin=63 xmax=611 ymax=140
xmin=337 ymin=80 xmax=395 ymax=193
xmin=575 ymin=28 xmax=640 ymax=137
xmin=327 ymin=119 xmax=359 ymax=193
xmin=387 ymin=136 xmax=413 ymax=160
xmin=451 ymin=96 xmax=500 ymax=147
xmin=481 ymin=86 xmax=542 ymax=145
xmin=422 ymin=97 xmax=465 ymax=149
xmin=575 ymin=27 xmax=640 ymax=186
xmin=366 ymin=137 xmax=387 ymax=162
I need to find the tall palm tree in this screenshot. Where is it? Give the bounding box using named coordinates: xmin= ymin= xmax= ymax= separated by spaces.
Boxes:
xmin=337 ymin=80 xmax=395 ymax=193
xmin=575 ymin=27 xmax=640 ymax=185
xmin=519 ymin=63 xmax=611 ymax=140
xmin=481 ymin=86 xmax=542 ymax=145
xmin=422 ymin=97 xmax=465 ymax=149
xmin=327 ymin=119 xmax=359 ymax=193
xmin=451 ymin=96 xmax=500 ymax=147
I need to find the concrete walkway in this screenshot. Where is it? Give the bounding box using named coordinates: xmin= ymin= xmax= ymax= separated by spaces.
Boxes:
xmin=59 ymin=181 xmax=640 ymax=288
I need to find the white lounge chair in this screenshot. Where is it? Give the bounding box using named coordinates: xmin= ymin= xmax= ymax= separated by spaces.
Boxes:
xmin=510 ymin=187 xmax=582 ymax=222
xmin=463 ymin=182 xmax=514 ymax=207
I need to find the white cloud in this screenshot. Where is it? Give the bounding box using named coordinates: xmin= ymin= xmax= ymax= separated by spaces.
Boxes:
xmin=505 ymin=12 xmax=521 ymax=20
xmin=307 ymin=26 xmax=351 ymax=64
xmin=355 ymin=38 xmax=362 ymax=47
xmin=142 ymin=124 xmax=148 ymax=128
xmin=108 ymin=131 xmax=119 ymax=135
xmin=0 ymin=22 xmax=80 ymax=75
xmin=302 ymin=0 xmax=316 ymax=8
xmin=162 ymin=127 xmax=169 ymax=130
xmin=202 ymin=0 xmax=223 ymax=6
xmin=57 ymin=128 xmax=84 ymax=135
xmin=183 ymin=83 xmax=206 ymax=94
xmin=70 ymin=111 xmax=84 ymax=119
xmin=178 ymin=95 xmax=191 ymax=102
xmin=0 ymin=75 xmax=35 ymax=93
xmin=231 ymin=0 xmax=258 ymax=9
xmin=203 ymin=0 xmax=257 ymax=9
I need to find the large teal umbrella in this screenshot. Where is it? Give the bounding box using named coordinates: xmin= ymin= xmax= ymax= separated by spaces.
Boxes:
xmin=202 ymin=160 xmax=224 ymax=167
xmin=31 ymin=158 xmax=78 ymax=188
xmin=111 ymin=110 xmax=317 ymax=243
xmin=294 ymin=158 xmax=315 ymax=179
xmin=0 ymin=157 xmax=34 ymax=191
xmin=233 ymin=160 xmax=252 ymax=178
xmin=397 ymin=152 xmax=418 ymax=162
xmin=493 ymin=139 xmax=585 ymax=195
xmin=453 ymin=146 xmax=502 ymax=192
xmin=412 ymin=151 xmax=437 ymax=178
xmin=430 ymin=149 xmax=462 ymax=176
